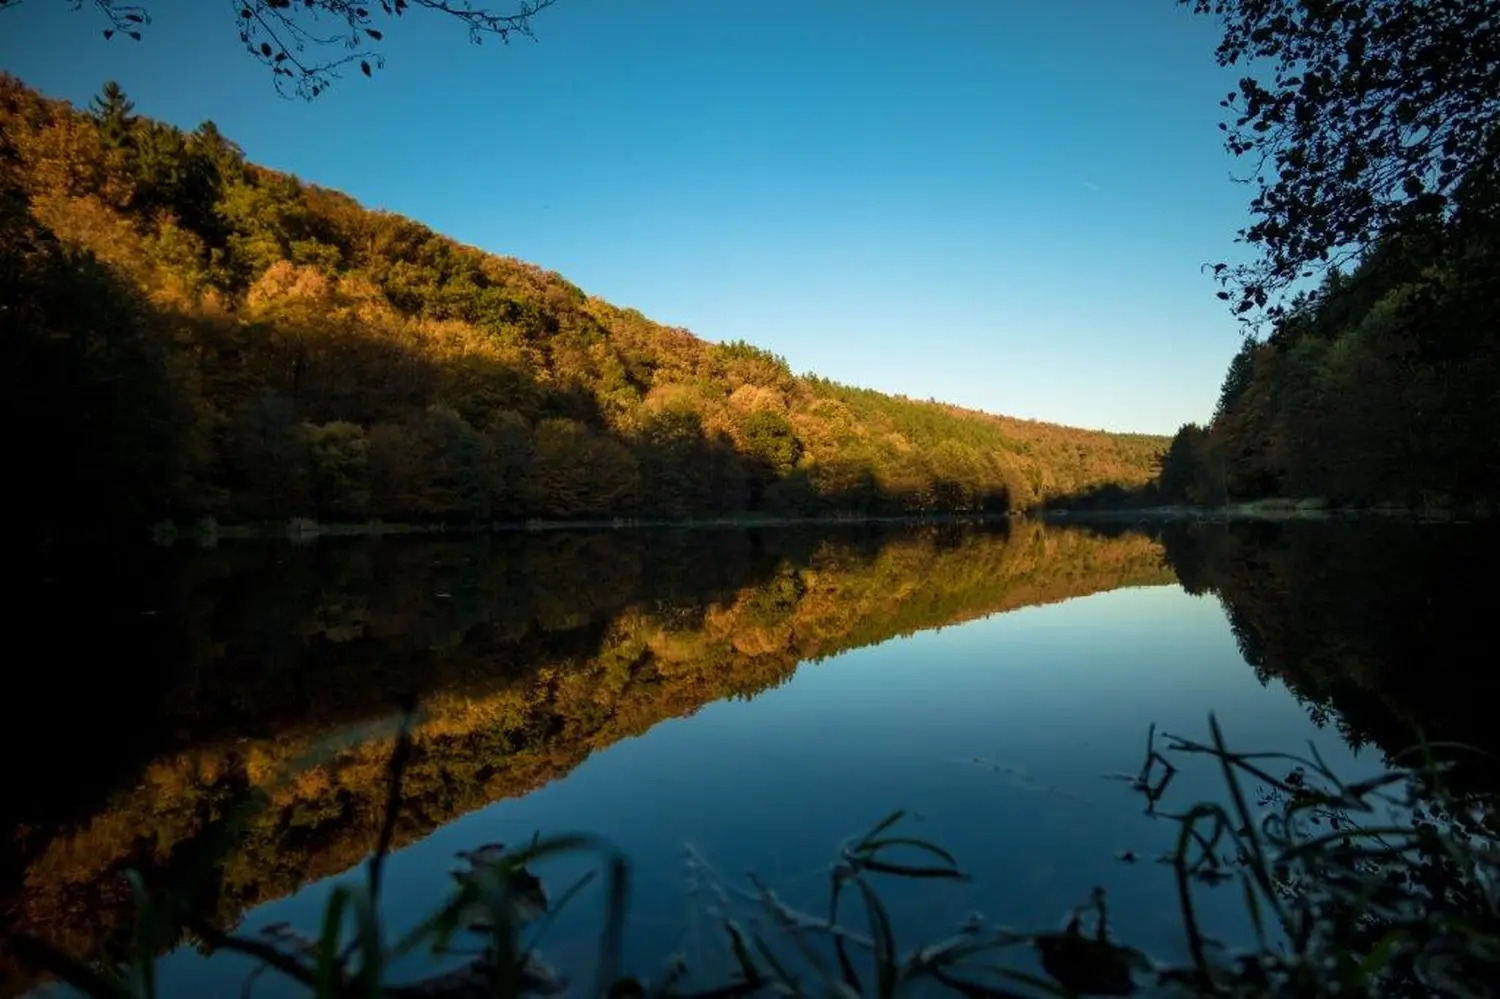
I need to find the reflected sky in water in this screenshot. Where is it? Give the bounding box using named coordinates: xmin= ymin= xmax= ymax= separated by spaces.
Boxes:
xmin=150 ymin=582 xmax=1370 ymax=997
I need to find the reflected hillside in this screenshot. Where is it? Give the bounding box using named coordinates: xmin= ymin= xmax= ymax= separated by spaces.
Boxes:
xmin=1159 ymin=520 xmax=1500 ymax=767
xmin=2 ymin=522 xmax=1172 ymax=992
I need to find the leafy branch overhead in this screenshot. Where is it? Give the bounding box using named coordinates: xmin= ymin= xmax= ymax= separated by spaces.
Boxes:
xmin=0 ymin=0 xmax=558 ymax=98
xmin=1183 ymin=0 xmax=1500 ymax=326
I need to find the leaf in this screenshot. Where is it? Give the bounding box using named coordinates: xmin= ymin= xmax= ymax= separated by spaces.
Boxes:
xmin=365 ymin=28 xmax=383 ymax=40
xmin=856 ymin=858 xmax=968 ymax=880
xmin=854 ymin=877 xmax=898 ymax=999
xmin=855 ymin=809 xmax=907 ymax=849
xmin=859 ymin=835 xmax=959 ymax=867
xmin=723 ymin=922 xmax=760 ymax=984
xmin=315 ymin=887 xmax=350 ymax=997
xmin=750 ymin=934 xmax=800 ymax=993
xmin=361 ymin=60 xmax=372 ymax=76
xmin=260 ymin=42 xmax=273 ymax=56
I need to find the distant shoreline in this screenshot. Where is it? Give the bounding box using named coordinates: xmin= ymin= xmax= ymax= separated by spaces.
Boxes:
xmin=147 ymin=510 xmax=1025 ymax=545
xmin=1042 ymin=498 xmax=1496 ymax=524
xmin=118 ymin=499 xmax=1500 ymax=547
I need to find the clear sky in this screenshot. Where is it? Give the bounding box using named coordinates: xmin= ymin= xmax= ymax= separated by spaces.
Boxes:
xmin=1 ymin=0 xmax=1252 ymax=434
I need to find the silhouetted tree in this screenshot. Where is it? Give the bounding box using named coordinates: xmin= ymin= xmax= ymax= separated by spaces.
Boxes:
xmin=1184 ymin=0 xmax=1500 ymax=325
xmin=0 ymin=0 xmax=558 ymax=98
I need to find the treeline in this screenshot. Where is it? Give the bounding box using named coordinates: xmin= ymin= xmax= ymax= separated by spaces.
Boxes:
xmin=0 ymin=76 xmax=1164 ymax=533
xmin=0 ymin=522 xmax=1174 ymax=995
xmin=1155 ymin=155 xmax=1500 ymax=509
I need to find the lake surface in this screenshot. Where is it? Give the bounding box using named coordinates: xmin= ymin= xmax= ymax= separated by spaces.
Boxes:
xmin=6 ymin=518 xmax=1496 ymax=997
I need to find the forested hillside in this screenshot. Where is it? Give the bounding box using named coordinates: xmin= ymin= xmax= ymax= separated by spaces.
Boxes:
xmin=0 ymin=76 xmax=1164 ymax=532
xmin=1157 ymin=185 xmax=1500 ymax=510
xmin=1157 ymin=2 xmax=1500 ymax=512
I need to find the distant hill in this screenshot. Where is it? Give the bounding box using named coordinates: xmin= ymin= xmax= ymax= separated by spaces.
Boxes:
xmin=1 ymin=75 xmax=1165 ymax=530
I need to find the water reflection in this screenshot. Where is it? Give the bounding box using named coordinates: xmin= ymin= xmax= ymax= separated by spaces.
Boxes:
xmin=1157 ymin=518 xmax=1500 ymax=772
xmin=6 ymin=519 xmax=1496 ymax=997
xmin=3 ymin=521 xmax=1171 ymax=995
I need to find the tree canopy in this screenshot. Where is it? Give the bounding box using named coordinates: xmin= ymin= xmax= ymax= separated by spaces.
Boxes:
xmin=2 ymin=76 xmax=1165 ymax=534
xmin=0 ymin=0 xmax=557 ymax=97
xmin=1184 ymin=0 xmax=1500 ymax=325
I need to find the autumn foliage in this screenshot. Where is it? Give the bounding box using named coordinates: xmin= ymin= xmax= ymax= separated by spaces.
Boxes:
xmin=1 ymin=76 xmax=1163 ymax=533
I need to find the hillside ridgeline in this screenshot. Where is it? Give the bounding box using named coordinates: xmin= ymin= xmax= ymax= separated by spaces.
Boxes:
xmin=0 ymin=76 xmax=1163 ymax=535
xmin=1153 ymin=164 xmax=1500 ymax=513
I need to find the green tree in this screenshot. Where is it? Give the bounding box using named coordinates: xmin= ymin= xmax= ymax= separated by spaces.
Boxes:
xmin=484 ymin=410 xmax=538 ymax=519
xmin=738 ymin=409 xmax=802 ymax=478
xmin=637 ymin=407 xmax=713 ymax=517
xmin=1157 ymin=423 xmax=1219 ymax=505
xmin=132 ymin=120 xmax=225 ymax=241
xmin=303 ymin=421 xmax=371 ymax=518
xmin=87 ymin=80 xmax=135 ymax=151
xmin=1215 ymin=337 xmax=1256 ymax=417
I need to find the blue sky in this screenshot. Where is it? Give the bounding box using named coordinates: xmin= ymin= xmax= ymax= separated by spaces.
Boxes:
xmin=1 ymin=0 xmax=1251 ymax=434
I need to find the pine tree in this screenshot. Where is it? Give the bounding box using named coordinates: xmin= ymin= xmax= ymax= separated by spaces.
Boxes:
xmin=89 ymin=80 xmax=136 ymax=151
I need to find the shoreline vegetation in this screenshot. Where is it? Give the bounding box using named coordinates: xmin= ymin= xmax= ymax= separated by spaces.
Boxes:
xmin=1046 ymin=496 xmax=1498 ymax=524
xmin=146 ymin=511 xmax=1024 ymax=545
xmin=137 ymin=496 xmax=1495 ymax=547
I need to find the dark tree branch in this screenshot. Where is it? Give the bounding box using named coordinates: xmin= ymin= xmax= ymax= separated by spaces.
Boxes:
xmin=1183 ymin=0 xmax=1500 ymax=330
xmin=1 ymin=0 xmax=558 ymax=99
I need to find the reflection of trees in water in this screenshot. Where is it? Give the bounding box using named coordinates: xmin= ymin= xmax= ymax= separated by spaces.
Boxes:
xmin=1156 ymin=520 xmax=1500 ymax=765
xmin=0 ymin=522 xmax=1173 ymax=994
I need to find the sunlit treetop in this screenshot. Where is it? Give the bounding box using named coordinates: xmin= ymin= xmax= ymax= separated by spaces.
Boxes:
xmin=0 ymin=0 xmax=558 ymax=98
xmin=1182 ymin=0 xmax=1500 ymax=328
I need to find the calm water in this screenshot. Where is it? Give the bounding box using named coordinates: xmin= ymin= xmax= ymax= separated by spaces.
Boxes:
xmin=6 ymin=518 xmax=1494 ymax=997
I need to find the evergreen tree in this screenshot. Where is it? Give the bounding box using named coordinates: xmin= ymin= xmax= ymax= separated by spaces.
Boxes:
xmin=88 ymin=80 xmax=135 ymax=152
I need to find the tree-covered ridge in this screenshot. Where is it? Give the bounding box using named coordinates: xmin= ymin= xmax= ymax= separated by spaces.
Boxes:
xmin=0 ymin=523 xmax=1174 ymax=995
xmin=1155 ymin=0 xmax=1500 ymax=509
xmin=1152 ymin=1 xmax=1500 ymax=507
xmin=1153 ymin=175 xmax=1500 ymax=509
xmin=0 ymin=75 xmax=1164 ymax=533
